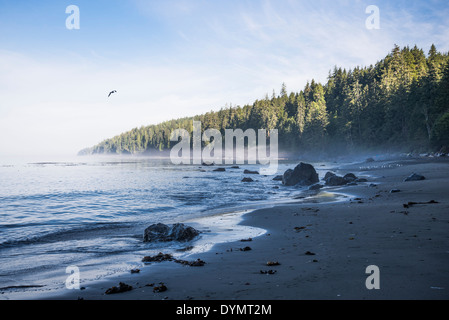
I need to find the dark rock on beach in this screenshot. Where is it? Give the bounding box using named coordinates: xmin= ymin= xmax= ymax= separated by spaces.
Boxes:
xmin=260 ymin=270 xmax=277 ymax=275
xmin=323 ymin=172 xmax=358 ymax=186
xmin=142 ymin=252 xmax=174 ymax=263
xmin=105 ymin=282 xmax=133 ymax=295
xmin=325 ymin=175 xmax=347 ymax=186
xmin=282 ymin=162 xmax=319 ymax=186
xmin=174 ymin=258 xmax=206 ymax=267
xmin=343 ymin=173 xmax=357 ymax=182
xmin=143 ymin=223 xmax=199 ymax=243
xmin=404 ymin=173 xmax=426 ymax=182
xmin=153 ymin=283 xmax=168 ymax=293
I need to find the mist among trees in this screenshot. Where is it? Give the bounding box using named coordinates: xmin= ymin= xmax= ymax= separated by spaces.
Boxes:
xmin=79 ymin=45 xmax=449 ymax=156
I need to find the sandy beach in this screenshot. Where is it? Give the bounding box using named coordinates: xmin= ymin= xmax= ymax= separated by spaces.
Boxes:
xmin=5 ymin=157 xmax=449 ymax=301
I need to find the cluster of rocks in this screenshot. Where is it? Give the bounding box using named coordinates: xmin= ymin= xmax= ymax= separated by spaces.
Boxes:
xmin=142 ymin=252 xmax=206 ymax=267
xmin=141 ymin=223 xmax=205 ymax=268
xmin=322 ymin=171 xmax=366 ymax=186
xmin=276 ymin=162 xmax=366 ymax=188
xmin=105 ymin=282 xmax=133 ymax=295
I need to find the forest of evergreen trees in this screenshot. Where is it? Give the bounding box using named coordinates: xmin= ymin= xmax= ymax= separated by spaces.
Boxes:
xmin=79 ymin=45 xmax=449 ymax=157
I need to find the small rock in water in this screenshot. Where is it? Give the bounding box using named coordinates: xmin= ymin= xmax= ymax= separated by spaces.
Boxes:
xmin=266 ymin=261 xmax=280 ymax=266
xmin=404 ymin=173 xmax=426 ymax=182
xmin=213 ymin=168 xmax=226 ymax=172
xmin=143 ymin=223 xmax=199 ymax=243
xmin=272 ymin=175 xmax=283 ymax=181
xmin=244 ymin=169 xmax=259 ymax=174
xmin=390 ymin=189 xmax=401 ymax=193
xmin=241 ymin=177 xmax=254 ymax=183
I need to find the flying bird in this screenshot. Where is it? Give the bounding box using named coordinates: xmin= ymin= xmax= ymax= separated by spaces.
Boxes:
xmin=108 ymin=90 xmax=117 ymax=97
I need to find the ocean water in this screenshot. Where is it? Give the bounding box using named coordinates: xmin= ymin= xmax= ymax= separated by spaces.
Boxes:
xmin=0 ymin=155 xmax=337 ymax=293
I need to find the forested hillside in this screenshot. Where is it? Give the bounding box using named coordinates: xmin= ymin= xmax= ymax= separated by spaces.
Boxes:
xmin=79 ymin=45 xmax=449 ymax=156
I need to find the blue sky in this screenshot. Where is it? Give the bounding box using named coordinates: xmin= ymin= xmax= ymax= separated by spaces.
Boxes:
xmin=0 ymin=0 xmax=448 ymax=156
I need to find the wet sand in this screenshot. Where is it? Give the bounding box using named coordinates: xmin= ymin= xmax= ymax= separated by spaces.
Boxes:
xmin=4 ymin=157 xmax=449 ymax=300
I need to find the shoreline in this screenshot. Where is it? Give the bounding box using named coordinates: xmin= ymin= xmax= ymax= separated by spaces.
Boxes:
xmin=0 ymin=157 xmax=345 ymax=299
xmin=3 ymin=157 xmax=449 ymax=300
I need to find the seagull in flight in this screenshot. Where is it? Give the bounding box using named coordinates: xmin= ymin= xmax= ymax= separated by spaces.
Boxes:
xmin=108 ymin=90 xmax=117 ymax=97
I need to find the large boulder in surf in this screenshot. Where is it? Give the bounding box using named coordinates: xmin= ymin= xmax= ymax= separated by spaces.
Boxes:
xmin=343 ymin=173 xmax=358 ymax=182
xmin=143 ymin=223 xmax=199 ymax=243
xmin=323 ymin=171 xmax=336 ymax=181
xmin=282 ymin=163 xmax=319 ymax=186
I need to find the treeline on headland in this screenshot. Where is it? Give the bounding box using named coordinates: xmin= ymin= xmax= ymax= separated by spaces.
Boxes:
xmin=79 ymin=44 xmax=449 ymax=157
